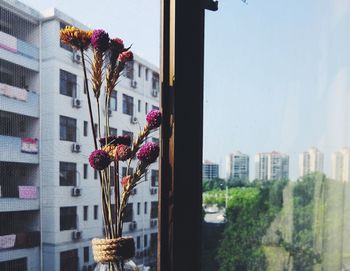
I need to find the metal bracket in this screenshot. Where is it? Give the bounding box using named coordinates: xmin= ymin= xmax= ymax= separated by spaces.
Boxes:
xmin=204 ymin=0 xmax=218 ymax=11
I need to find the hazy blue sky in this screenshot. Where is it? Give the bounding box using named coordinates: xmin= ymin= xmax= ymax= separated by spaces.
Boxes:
xmin=21 ymin=0 xmax=350 ymax=180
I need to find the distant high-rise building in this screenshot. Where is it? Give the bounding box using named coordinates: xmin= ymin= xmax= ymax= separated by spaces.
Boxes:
xmin=255 ymin=151 xmax=289 ymax=180
xmin=299 ymin=147 xmax=324 ymax=177
xmin=331 ymin=148 xmax=350 ymax=182
xmin=202 ymin=160 xmax=219 ymax=180
xmin=226 ymin=151 xmax=249 ymax=181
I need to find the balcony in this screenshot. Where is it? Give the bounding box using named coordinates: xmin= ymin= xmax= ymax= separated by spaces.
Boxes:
xmin=0 ymin=84 xmax=39 ymax=118
xmin=0 ymin=136 xmax=39 ymax=164
xmin=0 ymin=231 xmax=40 ymax=250
xmin=0 ymin=31 xmax=39 ymax=71
xmin=0 ymin=189 xmax=39 ymax=212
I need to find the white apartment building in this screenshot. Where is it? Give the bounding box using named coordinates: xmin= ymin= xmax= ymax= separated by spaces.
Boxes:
xmin=299 ymin=147 xmax=324 ymax=177
xmin=202 ymin=160 xmax=219 ymax=180
xmin=255 ymin=151 xmax=289 ymax=181
xmin=225 ymin=151 xmax=249 ymax=181
xmin=331 ymin=148 xmax=350 ymax=182
xmin=0 ymin=1 xmax=159 ymax=270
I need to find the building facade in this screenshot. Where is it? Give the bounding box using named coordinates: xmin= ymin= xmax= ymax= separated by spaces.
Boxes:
xmin=331 ymin=148 xmax=350 ymax=182
xmin=0 ymin=1 xmax=159 ymax=270
xmin=225 ymin=151 xmax=249 ymax=181
xmin=299 ymin=147 xmax=324 ymax=177
xmin=202 ymin=160 xmax=219 ymax=180
xmin=255 ymin=151 xmax=289 ymax=181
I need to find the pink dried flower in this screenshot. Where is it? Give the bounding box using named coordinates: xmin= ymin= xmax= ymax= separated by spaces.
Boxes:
xmin=115 ymin=144 xmax=132 ymax=161
xmin=137 ymin=142 xmax=159 ymax=164
xmin=121 ymin=175 xmax=131 ymax=187
xmin=146 ymin=109 xmax=162 ymax=130
xmin=118 ymin=51 xmax=133 ymax=62
xmin=91 ymin=29 xmax=110 ymax=52
xmin=89 ymin=150 xmax=111 ymax=170
xmin=110 ymin=38 xmax=124 ymax=53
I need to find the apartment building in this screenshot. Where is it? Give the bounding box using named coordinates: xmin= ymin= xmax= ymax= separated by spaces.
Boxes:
xmin=331 ymin=148 xmax=350 ymax=182
xmin=225 ymin=151 xmax=249 ymax=181
xmin=0 ymin=1 xmax=159 ymax=270
xmin=299 ymin=147 xmax=324 ymax=177
xmin=255 ymin=151 xmax=289 ymax=181
xmin=202 ymin=160 xmax=219 ymax=180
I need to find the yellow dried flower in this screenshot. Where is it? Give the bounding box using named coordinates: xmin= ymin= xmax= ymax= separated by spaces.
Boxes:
xmin=60 ymin=26 xmax=93 ymax=51
xmin=101 ymin=145 xmax=116 ymax=159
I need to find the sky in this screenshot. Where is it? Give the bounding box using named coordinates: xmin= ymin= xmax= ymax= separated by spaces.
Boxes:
xmin=21 ymin=0 xmax=350 ymax=180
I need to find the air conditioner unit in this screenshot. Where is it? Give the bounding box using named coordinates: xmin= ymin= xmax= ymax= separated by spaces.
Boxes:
xmin=130 ymin=116 xmax=138 ymax=124
xmin=130 ymin=80 xmax=137 ymax=88
xmin=129 ymin=221 xmax=137 ymax=231
xmin=151 ymin=89 xmax=159 ymax=97
xmin=72 ymin=98 xmax=81 ymax=108
xmin=131 ymin=188 xmax=137 ymax=195
xmin=72 ymin=51 xmax=81 ymax=63
xmin=136 ymin=251 xmax=142 ymax=258
xmin=72 ymin=230 xmax=82 ymax=240
xmin=71 ymin=143 xmax=81 ymax=153
xmin=72 ymin=187 xmax=81 ymax=197
xmin=150 ymin=188 xmax=158 ymax=195
xmin=150 ymin=219 xmax=157 ymax=228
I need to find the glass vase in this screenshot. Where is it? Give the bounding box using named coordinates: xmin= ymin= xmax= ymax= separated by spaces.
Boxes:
xmin=94 ymin=260 xmax=139 ymax=271
xmin=92 ymin=237 xmax=137 ymax=271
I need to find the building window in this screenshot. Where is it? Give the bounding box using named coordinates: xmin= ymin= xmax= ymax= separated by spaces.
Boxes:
xmin=60 ymin=207 xmax=77 ymax=231
xmin=60 ymin=69 xmax=77 ymax=97
xmin=59 ymin=162 xmax=76 ymax=186
xmin=138 ymin=64 xmax=142 ymax=77
xmin=123 ymin=130 xmax=133 ymax=141
xmin=144 ymin=202 xmax=148 ymax=214
xmin=124 ymin=203 xmax=133 ymax=222
xmin=145 ymin=102 xmax=148 ymax=114
xmin=151 ymin=170 xmax=159 ymax=187
xmin=152 ymin=137 xmax=159 ymax=144
xmin=122 ymin=167 xmax=127 ymax=177
xmin=152 ymin=105 xmax=159 ymax=110
xmin=83 ymin=206 xmax=88 ymax=221
xmin=151 ymin=201 xmax=158 ymax=219
xmin=144 ymin=234 xmax=148 ymax=247
xmin=145 ymin=68 xmax=149 ymax=81
xmin=137 ymin=202 xmax=141 ymax=215
xmin=152 ymin=72 xmax=159 ymax=90
xmin=137 ymin=236 xmax=141 ymax=249
xmin=83 ymin=164 xmax=88 ymax=179
xmin=84 ymin=247 xmax=89 ymax=263
xmin=122 ymin=94 xmax=134 ymax=116
xmin=60 ymin=116 xmax=77 ymax=142
xmin=94 ymin=205 xmax=98 ymax=220
xmin=0 ymin=258 xmax=27 ymax=271
xmin=60 ymin=249 xmax=78 ymax=271
xmin=60 ymin=23 xmax=74 ymax=52
xmin=109 ymin=127 xmax=118 ymax=136
xmin=109 ymin=90 xmax=117 ymax=111
xmin=94 ymin=170 xmax=98 ymax=179
xmin=83 ymin=121 xmax=88 ymax=136
xmin=138 ymin=100 xmax=141 ymax=113
xmin=125 ymin=61 xmax=134 ymax=79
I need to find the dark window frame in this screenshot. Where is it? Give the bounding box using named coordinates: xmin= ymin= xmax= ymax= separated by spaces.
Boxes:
xmin=60 ymin=207 xmax=77 ymax=231
xmin=59 ymin=69 xmax=77 ymax=97
xmin=60 ymin=115 xmax=77 ymax=142
xmin=122 ymin=94 xmax=134 ymax=116
xmin=59 ymin=162 xmax=76 ymax=186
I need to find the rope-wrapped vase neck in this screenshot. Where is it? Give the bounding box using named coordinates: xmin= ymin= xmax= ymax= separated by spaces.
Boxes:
xmin=92 ymin=237 xmax=135 ymax=263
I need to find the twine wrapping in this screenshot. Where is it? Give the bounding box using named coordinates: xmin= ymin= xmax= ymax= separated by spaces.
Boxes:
xmin=92 ymin=237 xmax=135 ymax=263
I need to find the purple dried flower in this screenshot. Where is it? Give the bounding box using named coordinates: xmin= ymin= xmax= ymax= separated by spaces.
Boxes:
xmin=115 ymin=145 xmax=132 ymax=161
xmin=91 ymin=29 xmax=110 ymax=52
xmin=89 ymin=150 xmax=111 ymax=170
xmin=137 ymin=142 xmax=160 ymax=164
xmin=110 ymin=38 xmax=124 ymax=53
xmin=146 ymin=110 xmax=162 ymax=130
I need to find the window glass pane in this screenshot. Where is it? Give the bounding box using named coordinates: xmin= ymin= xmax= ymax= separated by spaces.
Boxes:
xmin=0 ymin=0 xmax=160 ymax=270
xmin=202 ymin=2 xmax=350 ymax=271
